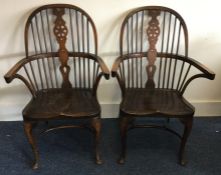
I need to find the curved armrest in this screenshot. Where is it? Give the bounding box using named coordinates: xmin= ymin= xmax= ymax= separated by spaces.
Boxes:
xmin=111 ymin=55 xmax=127 ymax=94
xmin=4 ymin=58 xmax=28 ymax=83
xmin=186 ymin=56 xmax=215 ymax=80
xmin=89 ymin=54 xmax=110 ymax=80
xmin=111 ymin=56 xmax=124 ymax=77
xmin=4 ymin=53 xmax=57 ymax=83
xmin=157 ymin=53 xmax=215 ymax=80
xmin=4 ymin=57 xmax=37 ymax=96
xmin=88 ymin=54 xmax=110 ymax=97
xmin=64 ymin=52 xmax=110 ymax=80
xmin=172 ymin=55 xmax=215 ymax=94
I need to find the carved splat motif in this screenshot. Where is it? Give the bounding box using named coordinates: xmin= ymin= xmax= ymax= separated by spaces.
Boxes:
xmin=53 ymin=8 xmax=72 ymax=88
xmin=145 ymin=10 xmax=160 ymax=89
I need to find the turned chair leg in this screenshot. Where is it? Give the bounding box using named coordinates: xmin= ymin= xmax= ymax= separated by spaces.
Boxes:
xmin=24 ymin=121 xmax=39 ymax=169
xmin=91 ymin=117 xmax=103 ymax=165
xmin=118 ymin=117 xmax=130 ymax=164
xmin=179 ymin=117 xmax=193 ymax=166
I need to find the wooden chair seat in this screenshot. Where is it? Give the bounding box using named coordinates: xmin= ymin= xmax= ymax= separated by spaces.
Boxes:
xmin=23 ymin=89 xmax=100 ymax=120
xmin=120 ymin=88 xmax=194 ymax=117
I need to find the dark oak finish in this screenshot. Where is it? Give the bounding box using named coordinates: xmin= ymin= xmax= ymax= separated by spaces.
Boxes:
xmin=4 ymin=4 xmax=109 ymax=169
xmin=112 ymin=6 xmax=215 ymax=165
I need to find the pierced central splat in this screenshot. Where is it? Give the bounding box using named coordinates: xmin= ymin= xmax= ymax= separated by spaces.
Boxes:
xmin=145 ymin=10 xmax=160 ymax=89
xmin=53 ymin=8 xmax=72 ymax=88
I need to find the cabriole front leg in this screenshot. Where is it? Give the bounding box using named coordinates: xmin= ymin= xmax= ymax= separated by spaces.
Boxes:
xmin=24 ymin=121 xmax=39 ymax=169
xmin=91 ymin=117 xmax=103 ymax=165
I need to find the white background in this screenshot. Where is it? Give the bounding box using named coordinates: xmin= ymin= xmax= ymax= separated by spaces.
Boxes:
xmin=0 ymin=0 xmax=220 ymax=120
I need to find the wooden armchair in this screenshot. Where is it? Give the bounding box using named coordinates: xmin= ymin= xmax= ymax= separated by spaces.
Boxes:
xmin=4 ymin=4 xmax=109 ymax=169
xmin=112 ymin=6 xmax=215 ymax=165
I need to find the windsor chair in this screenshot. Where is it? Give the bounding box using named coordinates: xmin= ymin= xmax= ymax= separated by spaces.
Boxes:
xmin=112 ymin=6 xmax=215 ymax=165
xmin=4 ymin=4 xmax=109 ymax=169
